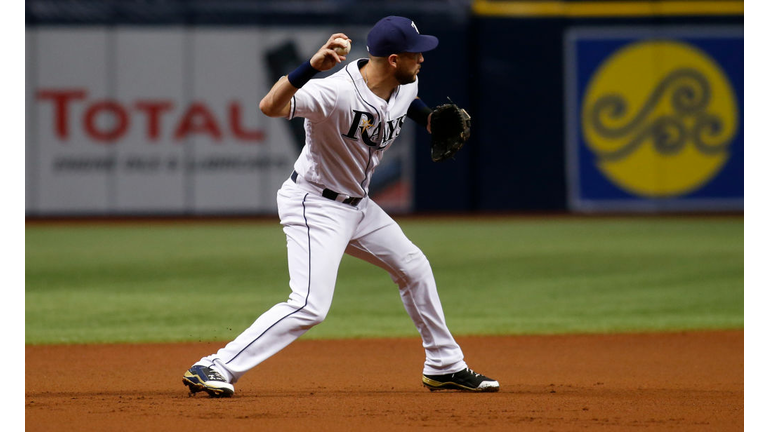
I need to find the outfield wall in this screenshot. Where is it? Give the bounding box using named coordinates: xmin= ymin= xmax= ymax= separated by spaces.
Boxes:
xmin=25 ymin=0 xmax=744 ymax=216
xmin=470 ymin=1 xmax=744 ymax=213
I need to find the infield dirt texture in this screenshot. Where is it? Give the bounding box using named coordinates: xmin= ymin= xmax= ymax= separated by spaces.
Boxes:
xmin=26 ymin=331 xmax=742 ymax=431
xmin=25 ymin=217 xmax=744 ymax=430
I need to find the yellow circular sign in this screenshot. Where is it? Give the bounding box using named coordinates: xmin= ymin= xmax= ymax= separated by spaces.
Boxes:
xmin=582 ymin=40 xmax=738 ymax=197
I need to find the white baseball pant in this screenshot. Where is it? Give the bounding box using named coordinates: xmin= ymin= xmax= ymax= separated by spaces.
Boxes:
xmin=197 ymin=177 xmax=466 ymax=382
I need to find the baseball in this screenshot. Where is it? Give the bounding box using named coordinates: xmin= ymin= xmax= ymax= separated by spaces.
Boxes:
xmin=333 ymin=38 xmax=351 ymax=56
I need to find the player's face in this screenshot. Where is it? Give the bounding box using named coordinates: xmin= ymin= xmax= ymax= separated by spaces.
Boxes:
xmin=394 ymin=52 xmax=424 ymax=84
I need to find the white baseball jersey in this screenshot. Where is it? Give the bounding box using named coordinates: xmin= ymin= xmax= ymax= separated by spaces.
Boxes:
xmin=289 ymin=58 xmax=417 ymax=198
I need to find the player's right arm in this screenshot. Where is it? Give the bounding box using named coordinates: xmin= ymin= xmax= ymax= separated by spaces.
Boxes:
xmin=259 ymin=33 xmax=350 ymax=118
xmin=259 ymin=76 xmax=295 ymax=118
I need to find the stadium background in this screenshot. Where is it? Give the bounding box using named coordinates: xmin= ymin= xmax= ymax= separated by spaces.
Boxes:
xmin=25 ymin=1 xmax=745 ymax=431
xmin=25 ymin=0 xmax=744 ymax=216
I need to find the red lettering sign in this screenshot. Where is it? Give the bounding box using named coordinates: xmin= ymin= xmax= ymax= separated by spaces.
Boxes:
xmin=83 ymin=101 xmax=129 ymax=143
xmin=174 ymin=102 xmax=223 ymax=142
xmin=135 ymin=101 xmax=174 ymax=141
xmin=35 ymin=88 xmax=266 ymax=145
xmin=36 ymin=89 xmax=87 ymax=141
xmin=230 ymin=102 xmax=265 ymax=142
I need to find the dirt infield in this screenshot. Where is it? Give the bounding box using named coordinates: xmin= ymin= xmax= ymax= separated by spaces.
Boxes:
xmin=25 ymin=331 xmax=743 ymax=431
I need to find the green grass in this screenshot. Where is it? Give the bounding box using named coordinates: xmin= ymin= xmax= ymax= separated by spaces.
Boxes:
xmin=25 ymin=217 xmax=744 ymax=345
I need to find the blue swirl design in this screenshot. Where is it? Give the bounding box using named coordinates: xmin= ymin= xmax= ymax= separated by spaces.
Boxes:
xmin=587 ymin=68 xmax=730 ymax=161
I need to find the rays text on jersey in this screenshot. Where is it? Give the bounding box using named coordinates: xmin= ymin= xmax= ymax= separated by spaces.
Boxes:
xmin=342 ymin=110 xmax=407 ymax=149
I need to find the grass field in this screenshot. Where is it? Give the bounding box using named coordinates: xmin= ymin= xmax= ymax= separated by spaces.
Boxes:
xmin=25 ymin=216 xmax=744 ymax=345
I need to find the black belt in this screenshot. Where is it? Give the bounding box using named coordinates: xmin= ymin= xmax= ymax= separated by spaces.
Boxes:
xmin=291 ymin=171 xmax=362 ymax=207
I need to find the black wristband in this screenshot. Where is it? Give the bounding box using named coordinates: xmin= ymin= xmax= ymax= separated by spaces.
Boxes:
xmin=407 ymin=98 xmax=432 ymax=129
xmin=287 ymin=60 xmax=320 ymax=88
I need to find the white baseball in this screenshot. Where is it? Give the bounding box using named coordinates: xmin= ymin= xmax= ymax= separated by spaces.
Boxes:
xmin=333 ymin=38 xmax=351 ymax=56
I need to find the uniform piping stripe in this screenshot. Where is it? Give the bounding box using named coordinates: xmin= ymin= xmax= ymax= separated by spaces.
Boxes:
xmin=226 ymin=193 xmax=312 ymax=364
xmin=346 ymin=61 xmax=382 ymax=197
xmin=361 ymin=148 xmax=373 ymax=194
xmin=346 ymin=61 xmax=383 ymax=122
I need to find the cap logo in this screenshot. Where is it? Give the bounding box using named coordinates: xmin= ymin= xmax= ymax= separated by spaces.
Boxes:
xmin=411 ymin=21 xmax=419 ymax=34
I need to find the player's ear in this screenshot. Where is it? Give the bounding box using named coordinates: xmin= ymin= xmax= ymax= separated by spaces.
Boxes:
xmin=388 ymin=54 xmax=398 ymax=68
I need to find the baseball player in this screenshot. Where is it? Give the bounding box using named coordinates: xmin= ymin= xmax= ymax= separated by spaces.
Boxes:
xmin=182 ymin=16 xmax=498 ymax=397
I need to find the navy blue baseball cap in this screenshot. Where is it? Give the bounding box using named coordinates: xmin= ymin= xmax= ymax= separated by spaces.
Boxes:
xmin=366 ymin=16 xmax=439 ymax=56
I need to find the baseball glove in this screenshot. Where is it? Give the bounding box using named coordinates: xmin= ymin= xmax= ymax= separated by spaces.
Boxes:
xmin=430 ymin=101 xmax=471 ymax=162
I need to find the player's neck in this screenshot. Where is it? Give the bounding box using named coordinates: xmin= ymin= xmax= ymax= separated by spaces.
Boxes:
xmin=361 ymin=62 xmax=398 ymax=102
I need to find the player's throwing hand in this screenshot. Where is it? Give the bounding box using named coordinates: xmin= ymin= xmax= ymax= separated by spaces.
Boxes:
xmin=310 ymin=33 xmax=351 ymax=71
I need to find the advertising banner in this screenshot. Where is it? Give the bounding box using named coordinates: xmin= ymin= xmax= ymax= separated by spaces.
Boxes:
xmin=565 ymin=27 xmax=744 ymax=212
xmin=26 ymin=26 xmax=415 ymax=215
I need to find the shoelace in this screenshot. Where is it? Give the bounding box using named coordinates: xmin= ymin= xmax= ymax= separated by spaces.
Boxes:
xmin=206 ymin=367 xmax=226 ymax=381
xmin=451 ymin=368 xmax=481 ymax=380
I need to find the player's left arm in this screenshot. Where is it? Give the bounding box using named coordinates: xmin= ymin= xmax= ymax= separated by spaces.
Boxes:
xmin=407 ymin=97 xmax=433 ymax=134
xmin=408 ymin=94 xmax=472 ymax=162
xmin=427 ymin=100 xmax=472 ymax=162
